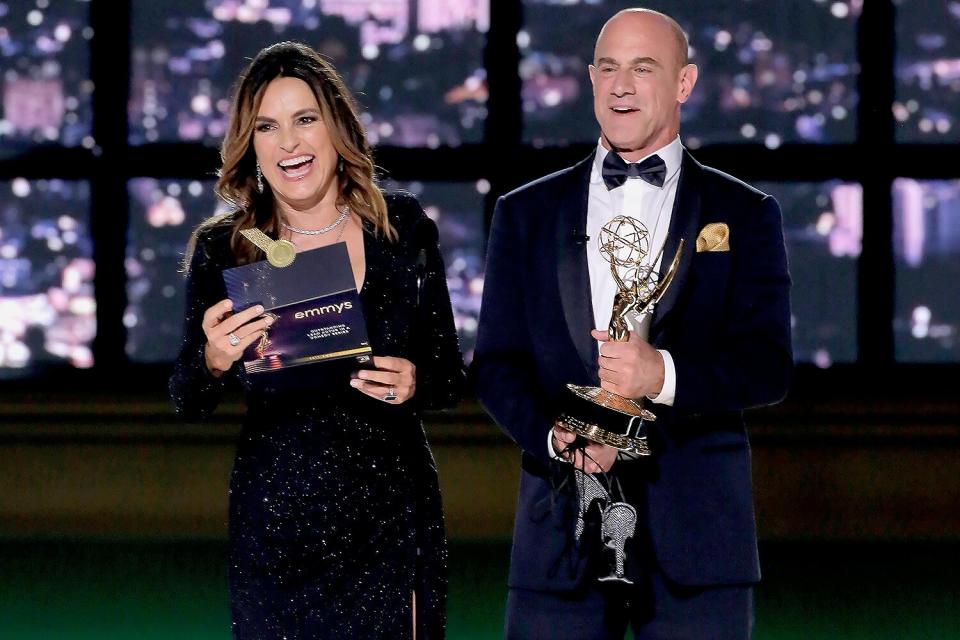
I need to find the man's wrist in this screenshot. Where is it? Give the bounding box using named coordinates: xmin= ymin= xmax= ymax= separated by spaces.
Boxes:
xmin=647 ymin=349 xmax=676 ymax=405
xmin=547 ymin=427 xmax=561 ymax=459
xmin=645 ymin=350 xmax=665 ymax=398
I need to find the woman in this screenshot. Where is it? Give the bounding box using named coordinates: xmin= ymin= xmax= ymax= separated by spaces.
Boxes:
xmin=169 ymin=41 xmax=464 ymax=639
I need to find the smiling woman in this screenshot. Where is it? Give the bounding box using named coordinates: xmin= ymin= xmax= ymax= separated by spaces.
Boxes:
xmin=252 ymin=79 xmax=340 ymax=221
xmin=169 ymin=42 xmax=466 ymax=640
xmin=249 ymin=75 xmax=368 ymax=286
xmin=210 ymin=42 xmax=395 ymax=270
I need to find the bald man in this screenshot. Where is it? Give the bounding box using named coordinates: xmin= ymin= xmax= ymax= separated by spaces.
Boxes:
xmin=474 ymin=8 xmax=792 ymax=639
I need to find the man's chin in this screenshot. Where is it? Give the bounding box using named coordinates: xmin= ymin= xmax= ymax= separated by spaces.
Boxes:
xmin=600 ymin=130 xmax=640 ymax=151
xmin=604 ymin=139 xmax=643 ymax=155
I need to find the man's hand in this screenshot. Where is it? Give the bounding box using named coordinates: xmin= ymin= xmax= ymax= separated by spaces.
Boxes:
xmin=592 ymin=328 xmax=664 ymax=399
xmin=552 ymin=422 xmax=619 ymax=473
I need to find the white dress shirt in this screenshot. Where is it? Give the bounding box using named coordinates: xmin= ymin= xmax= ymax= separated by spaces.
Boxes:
xmin=548 ymin=137 xmax=683 ymax=459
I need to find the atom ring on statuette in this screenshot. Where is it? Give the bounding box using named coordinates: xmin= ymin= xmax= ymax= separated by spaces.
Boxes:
xmin=597 ymin=215 xmax=654 ymax=291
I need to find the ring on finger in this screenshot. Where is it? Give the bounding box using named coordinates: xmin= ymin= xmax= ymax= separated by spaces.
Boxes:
xmin=382 ymin=387 xmax=398 ymax=402
xmin=228 ymin=332 xmax=241 ymax=347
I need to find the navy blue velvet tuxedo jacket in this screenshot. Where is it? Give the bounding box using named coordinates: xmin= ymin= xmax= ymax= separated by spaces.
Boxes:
xmin=473 ymin=150 xmax=792 ymax=592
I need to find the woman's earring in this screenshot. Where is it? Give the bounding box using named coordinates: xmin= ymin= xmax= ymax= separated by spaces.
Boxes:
xmin=255 ymin=162 xmax=264 ymax=192
xmin=337 ymin=156 xmax=344 ymax=173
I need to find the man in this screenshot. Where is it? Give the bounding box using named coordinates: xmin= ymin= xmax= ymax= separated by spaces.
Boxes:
xmin=473 ymin=8 xmax=792 ymax=639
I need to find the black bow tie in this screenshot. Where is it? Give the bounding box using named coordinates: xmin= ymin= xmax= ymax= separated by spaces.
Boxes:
xmin=601 ymin=152 xmax=667 ymax=190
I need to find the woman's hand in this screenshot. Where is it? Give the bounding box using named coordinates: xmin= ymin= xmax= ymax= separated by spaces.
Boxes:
xmin=350 ymin=356 xmax=416 ymax=404
xmin=202 ymin=299 xmax=275 ymax=376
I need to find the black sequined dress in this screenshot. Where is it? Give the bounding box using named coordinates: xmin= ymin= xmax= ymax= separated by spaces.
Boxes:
xmin=169 ymin=193 xmax=465 ymax=639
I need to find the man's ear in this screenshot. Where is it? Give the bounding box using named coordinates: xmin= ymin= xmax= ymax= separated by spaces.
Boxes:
xmin=677 ymin=63 xmax=698 ymax=104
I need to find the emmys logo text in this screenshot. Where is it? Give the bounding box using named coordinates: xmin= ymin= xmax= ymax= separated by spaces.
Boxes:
xmin=294 ymin=301 xmax=353 ymax=319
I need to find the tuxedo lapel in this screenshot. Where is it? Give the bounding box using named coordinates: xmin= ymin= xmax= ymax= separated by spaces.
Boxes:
xmin=651 ymin=150 xmax=702 ymax=338
xmin=555 ymin=154 xmax=599 ymax=382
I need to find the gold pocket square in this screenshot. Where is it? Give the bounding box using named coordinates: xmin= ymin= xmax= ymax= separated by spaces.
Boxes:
xmin=696 ymin=222 xmax=730 ymax=253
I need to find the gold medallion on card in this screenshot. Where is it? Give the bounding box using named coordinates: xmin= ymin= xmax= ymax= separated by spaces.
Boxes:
xmin=240 ymin=228 xmax=296 ymax=268
xmin=266 ymin=240 xmax=296 ymax=267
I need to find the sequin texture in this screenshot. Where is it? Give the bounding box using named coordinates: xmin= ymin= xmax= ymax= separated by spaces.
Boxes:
xmin=170 ymin=192 xmax=465 ymax=639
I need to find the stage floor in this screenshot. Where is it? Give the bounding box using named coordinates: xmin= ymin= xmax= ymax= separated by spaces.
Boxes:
xmin=1 ymin=540 xmax=957 ymax=638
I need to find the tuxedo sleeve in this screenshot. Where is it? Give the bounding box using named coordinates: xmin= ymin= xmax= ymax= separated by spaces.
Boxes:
xmin=671 ymin=195 xmax=793 ymax=414
xmin=473 ymin=195 xmax=556 ymax=467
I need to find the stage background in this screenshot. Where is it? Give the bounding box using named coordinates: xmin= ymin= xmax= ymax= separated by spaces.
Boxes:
xmin=1 ymin=1 xmax=958 ymax=637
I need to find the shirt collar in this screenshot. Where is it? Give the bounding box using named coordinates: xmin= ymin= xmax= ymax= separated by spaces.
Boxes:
xmin=590 ymin=135 xmax=684 ymax=186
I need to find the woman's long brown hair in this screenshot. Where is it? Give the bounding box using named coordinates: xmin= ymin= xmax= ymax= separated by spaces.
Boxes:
xmin=186 ymin=41 xmax=393 ymax=269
